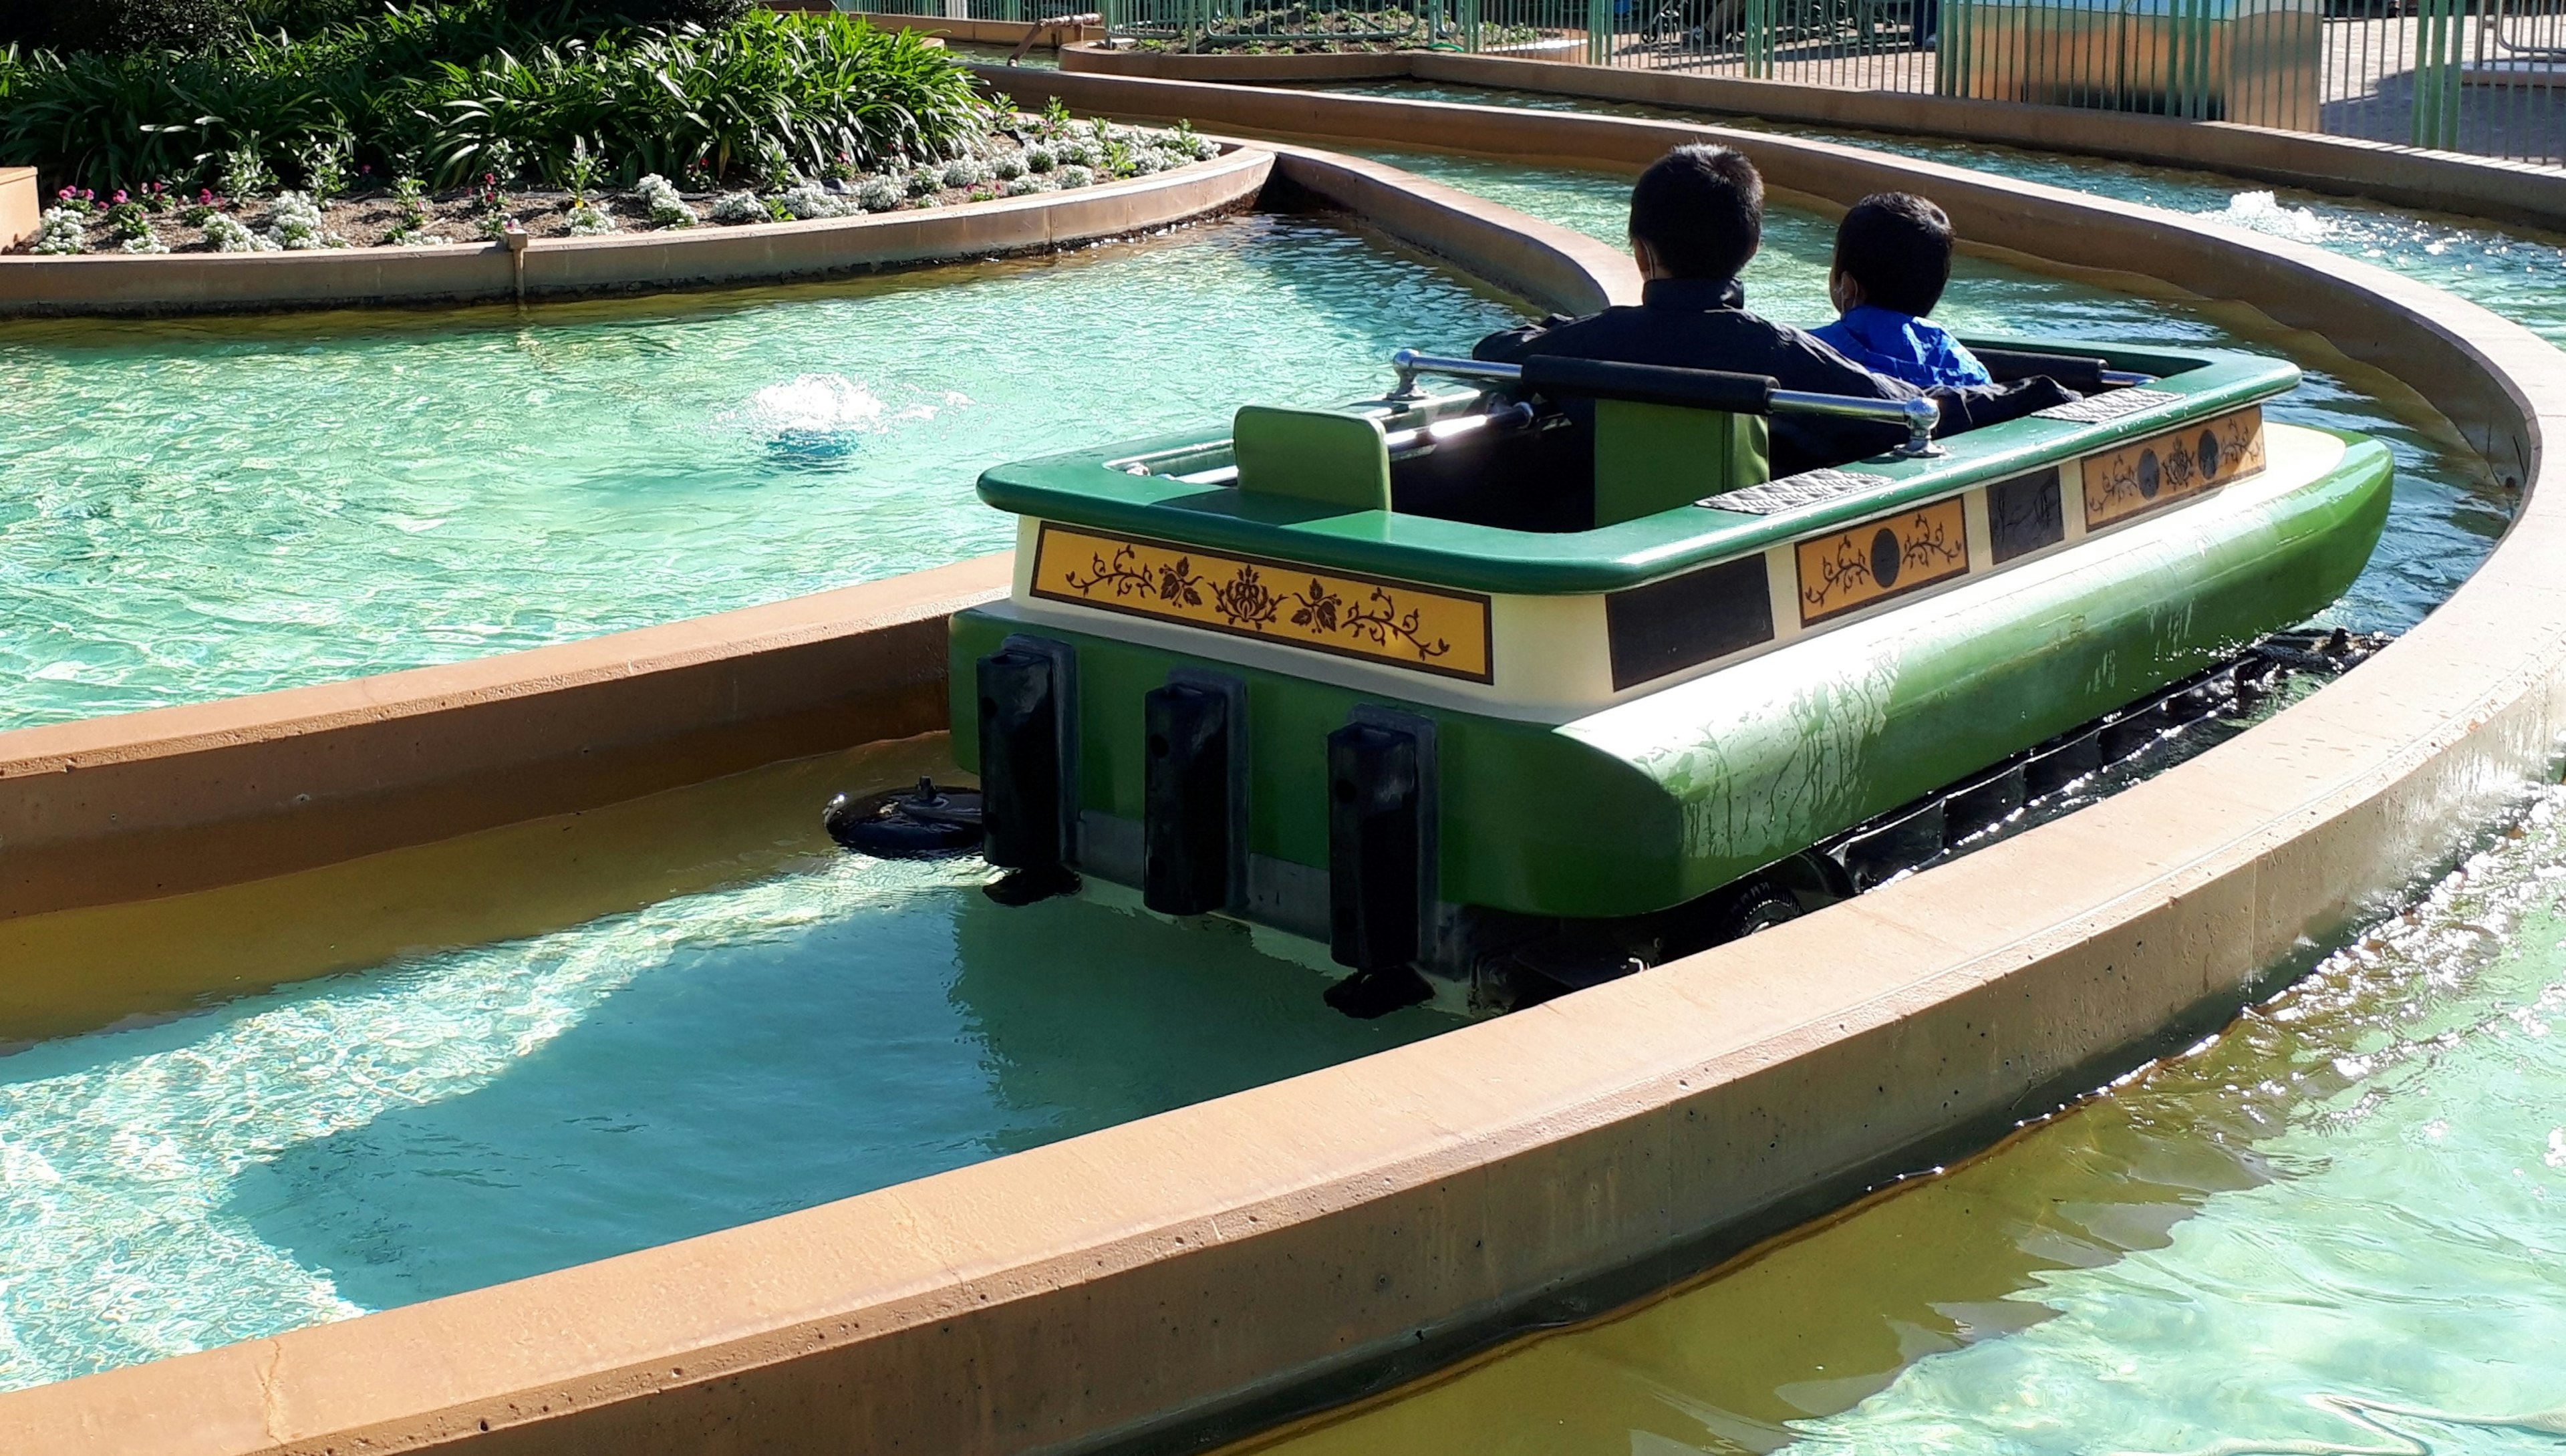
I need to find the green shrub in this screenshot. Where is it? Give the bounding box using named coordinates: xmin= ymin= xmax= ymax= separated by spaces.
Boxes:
xmin=0 ymin=0 xmax=245 ymax=56
xmin=0 ymin=5 xmax=988 ymax=191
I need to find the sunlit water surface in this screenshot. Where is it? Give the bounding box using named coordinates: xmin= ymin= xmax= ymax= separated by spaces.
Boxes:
xmin=0 ymin=213 xmax=1525 ymax=729
xmin=0 ymin=853 xmax=1437 ymax=1389
xmin=0 ymin=146 xmax=2516 ymax=1394
xmin=1248 ymin=789 xmax=2566 ymax=1456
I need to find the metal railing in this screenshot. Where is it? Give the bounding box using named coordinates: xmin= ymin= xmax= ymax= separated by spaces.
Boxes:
xmin=1032 ymin=0 xmax=2559 ymax=162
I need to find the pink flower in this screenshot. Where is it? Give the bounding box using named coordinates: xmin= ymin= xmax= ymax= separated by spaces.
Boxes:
xmin=55 ymin=186 xmax=71 ymax=200
xmin=111 ymin=189 xmax=128 ymax=204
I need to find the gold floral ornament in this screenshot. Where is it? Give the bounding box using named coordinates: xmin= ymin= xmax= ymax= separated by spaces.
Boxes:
xmin=1029 ymin=524 xmax=1493 ymax=682
xmin=1796 ymin=496 xmax=1971 ymax=625
xmin=2082 ymin=406 xmax=2266 ymax=530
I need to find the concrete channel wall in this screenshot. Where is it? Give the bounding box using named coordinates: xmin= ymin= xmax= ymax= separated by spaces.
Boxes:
xmin=0 ymin=148 xmax=1271 ymax=315
xmin=1052 ymin=42 xmax=2566 ymax=231
xmin=4 ymin=86 xmax=2563 ymax=1456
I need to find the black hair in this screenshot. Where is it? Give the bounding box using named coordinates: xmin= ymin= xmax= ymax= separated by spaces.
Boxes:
xmin=1627 ymin=144 xmax=1764 ymax=282
xmin=1832 ymin=192 xmax=1957 ymax=316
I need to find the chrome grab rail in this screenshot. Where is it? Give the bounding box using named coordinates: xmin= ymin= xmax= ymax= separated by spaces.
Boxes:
xmin=1389 ymin=349 xmax=1945 ymax=460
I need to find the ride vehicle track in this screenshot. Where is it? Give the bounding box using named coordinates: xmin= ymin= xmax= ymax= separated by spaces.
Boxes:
xmin=0 ymin=86 xmax=2560 ymax=1456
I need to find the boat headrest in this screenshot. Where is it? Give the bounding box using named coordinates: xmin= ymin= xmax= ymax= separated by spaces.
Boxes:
xmin=1232 ymin=406 xmax=1393 ymax=514
xmin=1520 ymin=357 xmax=1779 ymax=416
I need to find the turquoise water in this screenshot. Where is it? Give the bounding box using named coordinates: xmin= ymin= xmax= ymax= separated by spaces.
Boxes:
xmin=0 ymin=850 xmax=1436 ymax=1388
xmin=0 ymin=214 xmax=1524 ymax=730
xmin=0 ymin=136 xmax=2517 ymax=1395
xmin=1250 ymin=790 xmax=2566 ymax=1456
xmin=0 ymin=163 xmax=2500 ymax=730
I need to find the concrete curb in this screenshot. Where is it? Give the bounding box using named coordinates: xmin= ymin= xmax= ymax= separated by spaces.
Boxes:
xmin=0 ymin=149 xmax=1272 ymax=316
xmin=1 ymin=98 xmax=2559 ymax=1456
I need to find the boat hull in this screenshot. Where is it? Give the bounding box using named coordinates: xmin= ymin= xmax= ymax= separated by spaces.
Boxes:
xmin=950 ymin=426 xmax=2391 ymax=927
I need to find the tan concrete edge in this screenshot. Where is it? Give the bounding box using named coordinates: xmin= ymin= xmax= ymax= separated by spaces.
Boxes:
xmin=1267 ymin=144 xmax=1636 ymax=313
xmin=0 ymin=555 xmax=1007 ymax=921
xmin=5 ymin=98 xmax=2563 ymax=1456
xmin=1050 ymin=41 xmax=2566 ymax=232
xmin=0 ymin=149 xmax=1270 ymax=316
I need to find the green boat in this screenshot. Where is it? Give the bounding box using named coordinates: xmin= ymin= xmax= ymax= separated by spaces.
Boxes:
xmin=905 ymin=339 xmax=2389 ymax=1012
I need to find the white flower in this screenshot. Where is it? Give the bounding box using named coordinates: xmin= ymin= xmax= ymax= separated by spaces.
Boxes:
xmin=776 ymin=182 xmax=845 ymax=220
xmin=203 ymin=212 xmax=277 ymax=253
xmin=633 ymin=174 xmax=696 ymax=229
xmin=30 ymin=207 xmax=86 ymax=255
xmin=1055 ymin=140 xmax=1097 ymax=169
xmin=265 ymin=190 xmax=338 ymax=249
xmin=940 ymin=158 xmax=986 ymax=190
xmin=118 ymin=229 xmax=170 ymax=254
xmin=1024 ymin=144 xmax=1056 ymax=174
xmin=855 ymin=176 xmax=903 ymax=212
xmin=1054 ymin=165 xmax=1094 ymax=189
xmin=565 ymin=200 xmax=619 ymax=235
xmin=1002 ymin=176 xmax=1044 ymax=197
xmin=708 ymin=190 xmax=767 ymax=225
xmin=990 ymin=152 xmax=1026 ymax=181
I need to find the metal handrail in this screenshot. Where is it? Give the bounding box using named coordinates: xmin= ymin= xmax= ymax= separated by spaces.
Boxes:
xmin=1389 ymin=349 xmax=1945 ymax=460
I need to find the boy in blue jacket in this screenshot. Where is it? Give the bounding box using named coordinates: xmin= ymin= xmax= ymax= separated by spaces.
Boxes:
xmin=1812 ymin=192 xmax=1993 ymax=390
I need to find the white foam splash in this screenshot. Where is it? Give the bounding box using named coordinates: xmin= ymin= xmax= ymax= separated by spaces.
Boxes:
xmin=724 ymin=374 xmax=954 ymax=438
xmin=2206 ymin=191 xmax=2335 ymax=245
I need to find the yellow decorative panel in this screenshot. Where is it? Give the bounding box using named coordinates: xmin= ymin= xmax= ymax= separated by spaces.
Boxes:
xmin=1796 ymin=496 xmax=1971 ymax=626
xmin=1029 ymin=523 xmax=1493 ymax=682
xmin=2082 ymin=406 xmax=2266 ymax=530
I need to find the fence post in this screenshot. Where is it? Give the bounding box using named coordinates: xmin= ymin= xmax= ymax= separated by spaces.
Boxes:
xmin=1586 ymin=0 xmax=1610 ymax=63
xmin=1744 ymin=0 xmax=1773 ymax=77
xmin=2410 ymin=0 xmax=2463 ymax=150
xmin=1461 ymin=0 xmax=1481 ymax=50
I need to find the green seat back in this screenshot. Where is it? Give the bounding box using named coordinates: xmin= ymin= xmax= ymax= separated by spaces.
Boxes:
xmin=1592 ymin=400 xmax=1770 ymax=527
xmin=1232 ymin=405 xmax=1393 ymax=515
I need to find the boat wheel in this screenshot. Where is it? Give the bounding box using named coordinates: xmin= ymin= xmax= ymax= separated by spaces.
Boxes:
xmin=824 ymin=778 xmax=985 ymax=859
xmin=1721 ymin=882 xmax=1803 ymax=941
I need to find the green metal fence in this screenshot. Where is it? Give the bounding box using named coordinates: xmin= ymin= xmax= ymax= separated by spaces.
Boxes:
xmin=853 ymin=0 xmax=2564 ymax=161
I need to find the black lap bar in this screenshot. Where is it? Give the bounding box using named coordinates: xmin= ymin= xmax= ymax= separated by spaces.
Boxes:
xmin=1519 ymin=356 xmax=1779 ymax=416
xmin=1971 ymin=347 xmax=2108 ymax=395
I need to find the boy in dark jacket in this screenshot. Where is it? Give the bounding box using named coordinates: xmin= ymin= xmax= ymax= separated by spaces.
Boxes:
xmin=1472 ymin=144 xmax=2062 ymax=478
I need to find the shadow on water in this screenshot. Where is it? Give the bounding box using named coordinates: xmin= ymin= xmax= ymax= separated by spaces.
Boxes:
xmin=218 ymin=875 xmax=1433 ymax=1314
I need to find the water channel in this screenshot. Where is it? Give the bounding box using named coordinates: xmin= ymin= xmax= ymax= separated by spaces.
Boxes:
xmin=0 ymin=126 xmax=2531 ymax=1406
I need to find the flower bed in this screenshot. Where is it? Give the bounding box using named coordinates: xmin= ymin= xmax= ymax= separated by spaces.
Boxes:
xmin=9 ymin=110 xmax=1222 ymax=255
xmin=1115 ymin=3 xmax=1541 ymax=51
